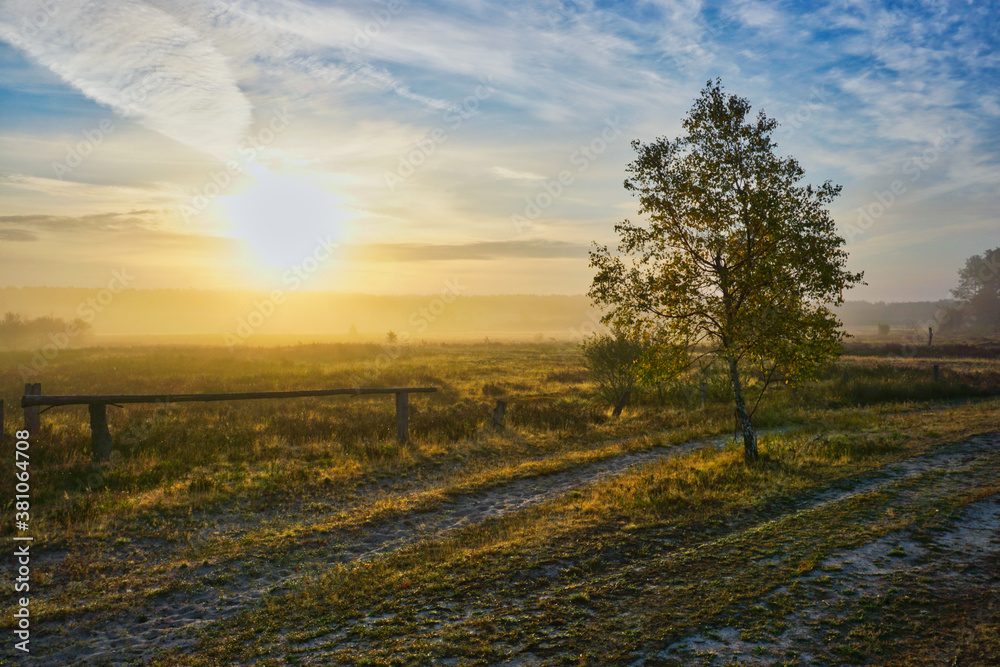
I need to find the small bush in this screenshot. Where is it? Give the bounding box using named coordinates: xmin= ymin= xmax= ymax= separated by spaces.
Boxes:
xmin=581 ymin=331 xmax=646 ymax=405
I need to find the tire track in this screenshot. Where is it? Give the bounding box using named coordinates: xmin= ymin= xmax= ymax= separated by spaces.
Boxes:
xmin=31 ymin=428 xmax=996 ymax=665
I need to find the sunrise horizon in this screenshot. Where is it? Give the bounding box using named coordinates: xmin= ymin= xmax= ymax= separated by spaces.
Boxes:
xmin=2 ymin=1 xmax=998 ymax=302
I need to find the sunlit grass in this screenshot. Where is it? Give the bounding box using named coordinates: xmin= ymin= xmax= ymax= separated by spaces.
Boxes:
xmin=2 ymin=341 xmax=998 ymax=545
xmin=147 ymin=399 xmax=1000 ymax=665
xmin=1 ymin=340 xmax=999 ymax=664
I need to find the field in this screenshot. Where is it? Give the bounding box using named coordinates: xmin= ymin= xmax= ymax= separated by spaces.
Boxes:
xmin=2 ymin=339 xmax=999 ymax=665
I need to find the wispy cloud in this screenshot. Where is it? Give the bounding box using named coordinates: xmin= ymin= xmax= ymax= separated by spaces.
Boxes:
xmin=1 ymin=0 xmax=998 ymax=299
xmin=490 ymin=166 xmax=546 ymax=181
xmin=0 ymin=209 xmax=198 ymax=244
xmin=0 ymin=0 xmax=253 ymax=158
xmin=0 ymin=228 xmax=37 ymax=242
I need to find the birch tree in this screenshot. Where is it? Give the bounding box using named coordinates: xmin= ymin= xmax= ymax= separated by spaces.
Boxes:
xmin=589 ymin=80 xmax=864 ymax=462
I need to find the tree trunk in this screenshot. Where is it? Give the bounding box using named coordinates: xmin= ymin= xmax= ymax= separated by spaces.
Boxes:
xmin=727 ymin=357 xmax=758 ymax=463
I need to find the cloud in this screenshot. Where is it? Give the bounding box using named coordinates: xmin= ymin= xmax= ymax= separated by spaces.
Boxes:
xmin=0 ymin=174 xmax=184 ymax=219
xmin=141 ymin=0 xmax=459 ymax=114
xmin=732 ymin=0 xmax=784 ymax=30
xmin=490 ymin=166 xmax=546 ymax=181
xmin=0 ymin=0 xmax=253 ymax=158
xmin=1 ymin=0 xmax=998 ymax=301
xmin=0 ymin=209 xmax=167 ymax=235
xmin=0 ymin=228 xmax=37 ymax=242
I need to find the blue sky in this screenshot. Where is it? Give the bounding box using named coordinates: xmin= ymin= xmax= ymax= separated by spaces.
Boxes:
xmin=0 ymin=0 xmax=997 ymax=299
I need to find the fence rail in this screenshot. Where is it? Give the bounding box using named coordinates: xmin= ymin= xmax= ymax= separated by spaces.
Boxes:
xmin=20 ymin=387 xmax=436 ymax=407
xmin=20 ymin=385 xmax=437 ymax=462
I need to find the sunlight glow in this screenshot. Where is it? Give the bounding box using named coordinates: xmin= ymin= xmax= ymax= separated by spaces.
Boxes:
xmin=220 ymin=165 xmax=345 ymax=269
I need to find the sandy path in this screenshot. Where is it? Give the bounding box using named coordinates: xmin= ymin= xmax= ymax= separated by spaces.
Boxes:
xmin=29 ymin=432 xmax=739 ymax=665
xmin=28 ymin=428 xmax=999 ymax=665
xmin=280 ymin=431 xmax=1000 ymax=666
xmin=648 ymin=431 xmax=1000 ymax=666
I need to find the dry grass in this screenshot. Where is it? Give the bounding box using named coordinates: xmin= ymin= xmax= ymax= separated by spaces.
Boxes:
xmin=141 ymin=400 xmax=1000 ymax=665
xmin=1 ymin=340 xmax=998 ymax=665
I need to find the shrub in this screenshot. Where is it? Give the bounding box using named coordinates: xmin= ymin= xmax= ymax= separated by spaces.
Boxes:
xmin=581 ymin=330 xmax=646 ymax=405
xmin=0 ymin=312 xmax=93 ymax=349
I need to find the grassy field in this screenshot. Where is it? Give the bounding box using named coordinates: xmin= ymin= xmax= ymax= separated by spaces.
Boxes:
xmin=1 ymin=338 xmax=998 ymax=665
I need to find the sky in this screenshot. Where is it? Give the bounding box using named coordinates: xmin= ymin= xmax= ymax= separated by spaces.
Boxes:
xmin=0 ymin=0 xmax=997 ymax=300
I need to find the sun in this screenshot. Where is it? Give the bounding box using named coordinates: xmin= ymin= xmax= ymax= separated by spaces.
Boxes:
xmin=219 ymin=166 xmax=345 ymax=269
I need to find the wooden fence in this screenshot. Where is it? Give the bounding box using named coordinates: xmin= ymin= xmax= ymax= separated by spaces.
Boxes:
xmin=19 ymin=384 xmax=437 ymax=462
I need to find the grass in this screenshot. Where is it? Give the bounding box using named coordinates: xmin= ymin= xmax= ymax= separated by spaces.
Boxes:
xmin=138 ymin=399 xmax=999 ymax=665
xmin=1 ymin=339 xmax=998 ymax=664
xmin=3 ymin=342 xmax=998 ymax=541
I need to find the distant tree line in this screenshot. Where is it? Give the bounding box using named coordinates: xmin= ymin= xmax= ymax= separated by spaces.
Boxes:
xmin=836 ymin=300 xmax=954 ymax=328
xmin=0 ymin=312 xmax=93 ymax=349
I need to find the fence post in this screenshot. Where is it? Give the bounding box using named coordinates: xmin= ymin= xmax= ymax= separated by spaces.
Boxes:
xmin=23 ymin=383 xmax=41 ymax=433
xmin=88 ymin=403 xmax=114 ymax=462
xmin=395 ymin=391 xmax=409 ymax=444
xmin=612 ymin=389 xmax=630 ymax=418
xmin=491 ymin=400 xmax=507 ymax=430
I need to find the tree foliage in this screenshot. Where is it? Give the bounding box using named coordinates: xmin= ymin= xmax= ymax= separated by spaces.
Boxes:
xmin=589 ymin=80 xmax=863 ymax=462
xmin=950 ymin=247 xmax=1000 ymax=332
xmin=0 ymin=312 xmax=93 ymax=349
xmin=580 ymin=329 xmax=647 ymax=405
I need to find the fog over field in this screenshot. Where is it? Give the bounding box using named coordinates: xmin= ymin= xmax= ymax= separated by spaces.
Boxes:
xmin=0 ymin=287 xmax=960 ymax=344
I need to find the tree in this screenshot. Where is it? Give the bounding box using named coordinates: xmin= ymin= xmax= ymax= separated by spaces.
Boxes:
xmin=589 ymin=80 xmax=863 ymax=463
xmin=581 ymin=329 xmax=646 ymax=405
xmin=950 ymin=247 xmax=1000 ymax=332
xmin=0 ymin=312 xmax=93 ymax=349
